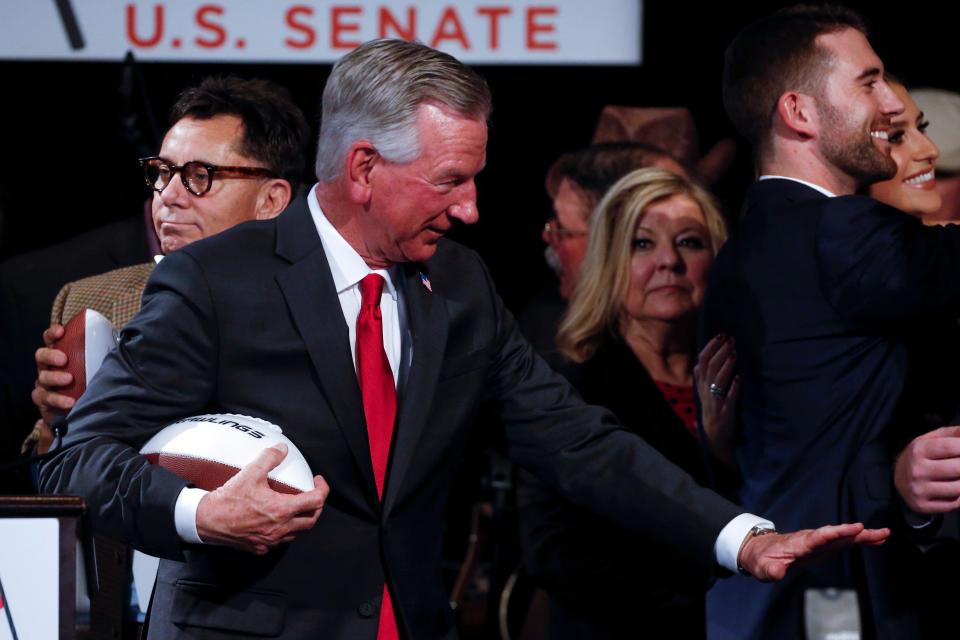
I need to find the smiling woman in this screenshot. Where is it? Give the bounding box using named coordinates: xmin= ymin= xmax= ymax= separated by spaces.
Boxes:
xmin=868 ymin=81 xmax=942 ymax=219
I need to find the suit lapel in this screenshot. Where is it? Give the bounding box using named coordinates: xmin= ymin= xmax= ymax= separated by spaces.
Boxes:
xmin=274 ymin=199 xmax=379 ymax=500
xmin=383 ymin=263 xmax=448 ymax=517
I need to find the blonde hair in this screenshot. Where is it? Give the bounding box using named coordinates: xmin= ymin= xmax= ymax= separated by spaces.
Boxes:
xmin=556 ymin=167 xmax=727 ymax=362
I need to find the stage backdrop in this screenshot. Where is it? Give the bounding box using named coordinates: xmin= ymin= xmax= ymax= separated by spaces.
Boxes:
xmin=0 ymin=0 xmax=641 ymax=64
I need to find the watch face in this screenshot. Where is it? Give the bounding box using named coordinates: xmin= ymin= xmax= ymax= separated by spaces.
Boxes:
xmin=737 ymin=525 xmax=778 ymax=575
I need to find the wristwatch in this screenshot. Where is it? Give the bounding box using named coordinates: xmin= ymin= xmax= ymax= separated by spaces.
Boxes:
xmin=737 ymin=524 xmax=778 ymax=576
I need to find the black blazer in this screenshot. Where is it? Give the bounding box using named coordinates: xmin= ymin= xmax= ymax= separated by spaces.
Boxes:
xmin=40 ymin=196 xmax=741 ymax=639
xmin=517 ymin=336 xmax=710 ymax=639
xmin=702 ymin=179 xmax=960 ymax=640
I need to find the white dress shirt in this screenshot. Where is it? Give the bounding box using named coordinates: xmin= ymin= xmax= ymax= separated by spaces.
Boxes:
xmin=174 ymin=185 xmax=409 ymax=542
xmin=174 ymin=185 xmax=771 ymax=572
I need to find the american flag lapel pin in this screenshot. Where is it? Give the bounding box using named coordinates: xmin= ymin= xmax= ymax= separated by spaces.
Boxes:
xmin=420 ymin=272 xmax=432 ymax=292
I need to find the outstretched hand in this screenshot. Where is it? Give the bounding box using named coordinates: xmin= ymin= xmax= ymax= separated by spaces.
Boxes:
xmin=196 ymin=443 xmax=330 ymax=555
xmin=737 ymin=523 xmax=889 ymax=582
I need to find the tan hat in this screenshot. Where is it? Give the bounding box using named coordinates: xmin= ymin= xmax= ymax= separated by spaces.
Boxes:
xmin=911 ymin=88 xmax=960 ymax=173
xmin=592 ymin=105 xmax=736 ymax=184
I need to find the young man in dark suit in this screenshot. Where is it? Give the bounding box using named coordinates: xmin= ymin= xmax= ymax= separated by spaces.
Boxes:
xmin=41 ymin=39 xmax=885 ymax=640
xmin=702 ymin=6 xmax=960 ymax=639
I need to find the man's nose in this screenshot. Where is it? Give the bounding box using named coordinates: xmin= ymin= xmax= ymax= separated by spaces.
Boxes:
xmin=542 ymin=221 xmax=557 ymax=246
xmin=448 ymin=181 xmax=479 ymax=225
xmin=878 ymin=80 xmax=905 ymax=117
xmin=159 ymin=172 xmax=191 ymax=207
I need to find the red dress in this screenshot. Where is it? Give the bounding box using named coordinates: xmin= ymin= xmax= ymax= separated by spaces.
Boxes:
xmin=654 ymin=380 xmax=698 ymax=439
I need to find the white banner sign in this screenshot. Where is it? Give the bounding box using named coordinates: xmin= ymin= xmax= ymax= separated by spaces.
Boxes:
xmin=0 ymin=1 xmax=642 ymax=64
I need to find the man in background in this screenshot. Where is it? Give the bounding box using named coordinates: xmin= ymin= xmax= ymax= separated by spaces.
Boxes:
xmin=704 ymin=6 xmax=960 ymax=638
xmin=29 ymin=75 xmax=309 ymax=640
xmin=29 ymin=76 xmax=309 ymax=452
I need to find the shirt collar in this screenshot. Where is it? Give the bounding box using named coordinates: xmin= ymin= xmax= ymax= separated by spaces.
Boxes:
xmin=758 ymin=175 xmax=837 ymax=198
xmin=306 ymin=184 xmax=398 ymax=299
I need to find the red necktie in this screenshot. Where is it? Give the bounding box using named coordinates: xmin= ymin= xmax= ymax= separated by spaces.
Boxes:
xmin=356 ymin=273 xmax=400 ymax=640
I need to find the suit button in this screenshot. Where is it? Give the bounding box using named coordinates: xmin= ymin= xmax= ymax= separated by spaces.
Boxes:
xmin=358 ymin=601 xmax=375 ymax=618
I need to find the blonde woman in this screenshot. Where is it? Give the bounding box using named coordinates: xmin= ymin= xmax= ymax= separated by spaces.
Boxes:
xmin=517 ymin=167 xmax=727 ymax=639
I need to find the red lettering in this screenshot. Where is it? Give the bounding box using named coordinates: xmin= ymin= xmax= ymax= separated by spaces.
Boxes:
xmin=430 ymin=6 xmax=470 ymax=50
xmin=195 ymin=5 xmax=226 ymax=48
xmin=476 ymin=6 xmax=511 ymax=49
xmin=379 ymin=6 xmax=416 ymax=40
xmin=284 ymin=6 xmax=315 ymax=49
xmin=125 ymin=4 xmax=163 ymax=48
xmin=526 ymin=6 xmax=557 ymax=50
xmin=331 ymin=6 xmax=362 ymax=50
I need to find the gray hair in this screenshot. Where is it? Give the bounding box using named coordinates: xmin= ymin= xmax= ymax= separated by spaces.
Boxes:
xmin=315 ymin=39 xmax=492 ymax=181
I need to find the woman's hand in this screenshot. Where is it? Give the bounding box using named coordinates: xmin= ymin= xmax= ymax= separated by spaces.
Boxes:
xmin=694 ymin=334 xmax=740 ymax=467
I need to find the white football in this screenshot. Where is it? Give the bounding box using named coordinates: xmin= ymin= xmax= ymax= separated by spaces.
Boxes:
xmin=140 ymin=414 xmax=313 ymax=493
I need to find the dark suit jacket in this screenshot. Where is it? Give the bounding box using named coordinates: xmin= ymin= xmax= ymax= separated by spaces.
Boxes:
xmin=517 ymin=335 xmax=710 ymax=639
xmin=40 ymin=195 xmax=741 ymax=639
xmin=702 ymin=178 xmax=960 ymax=640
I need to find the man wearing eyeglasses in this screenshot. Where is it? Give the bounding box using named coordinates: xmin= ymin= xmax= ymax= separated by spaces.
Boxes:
xmin=541 ymin=143 xmax=688 ymax=302
xmin=26 ymin=75 xmax=308 ymax=640
xmin=28 ymin=76 xmax=309 ymax=455
xmin=27 ymin=75 xmax=308 ymax=640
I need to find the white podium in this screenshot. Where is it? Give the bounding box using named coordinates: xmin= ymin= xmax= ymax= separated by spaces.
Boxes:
xmin=0 ymin=496 xmax=85 ymax=639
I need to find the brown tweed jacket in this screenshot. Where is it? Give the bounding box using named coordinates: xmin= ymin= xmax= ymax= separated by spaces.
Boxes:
xmin=51 ymin=262 xmax=155 ymax=329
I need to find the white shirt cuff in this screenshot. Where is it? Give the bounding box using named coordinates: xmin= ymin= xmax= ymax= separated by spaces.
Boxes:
xmin=174 ymin=487 xmax=208 ymax=544
xmin=714 ymin=513 xmax=774 ymax=573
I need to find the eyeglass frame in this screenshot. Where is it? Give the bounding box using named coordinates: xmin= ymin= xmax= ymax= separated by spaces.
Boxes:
xmin=139 ymin=156 xmax=278 ymax=197
xmin=543 ymin=218 xmax=588 ymax=241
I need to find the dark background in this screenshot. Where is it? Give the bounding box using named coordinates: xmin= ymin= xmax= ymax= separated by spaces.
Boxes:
xmin=0 ymin=1 xmax=955 ymax=311
xmin=0 ymin=1 xmax=954 ymax=613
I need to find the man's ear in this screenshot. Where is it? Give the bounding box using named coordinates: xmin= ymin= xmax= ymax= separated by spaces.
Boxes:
xmin=776 ymin=91 xmax=818 ymax=139
xmin=255 ymin=179 xmax=293 ymax=220
xmin=346 ymin=141 xmax=379 ymax=205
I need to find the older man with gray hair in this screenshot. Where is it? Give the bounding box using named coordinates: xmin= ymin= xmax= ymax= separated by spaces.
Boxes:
xmin=42 ymin=39 xmax=885 ymax=640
